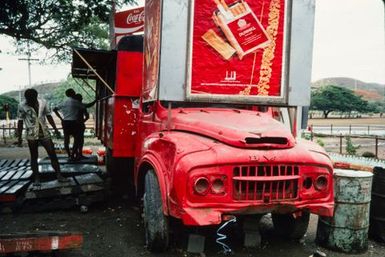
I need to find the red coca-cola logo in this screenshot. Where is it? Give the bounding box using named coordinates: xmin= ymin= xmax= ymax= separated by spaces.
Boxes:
xmin=126 ymin=11 xmax=145 ymax=25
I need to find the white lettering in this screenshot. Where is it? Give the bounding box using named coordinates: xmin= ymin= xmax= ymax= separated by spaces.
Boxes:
xmin=126 ymin=11 xmax=145 ymax=25
xmin=239 ymin=26 xmax=256 ymax=37
xmin=15 ymin=240 xmax=33 ymax=251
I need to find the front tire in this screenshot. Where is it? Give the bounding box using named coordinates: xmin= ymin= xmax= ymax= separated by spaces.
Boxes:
xmin=272 ymin=212 xmax=310 ymax=240
xmin=143 ymin=170 xmax=169 ymax=252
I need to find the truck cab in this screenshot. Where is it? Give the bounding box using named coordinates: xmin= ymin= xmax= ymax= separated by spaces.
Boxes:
xmin=71 ymin=0 xmax=333 ymax=252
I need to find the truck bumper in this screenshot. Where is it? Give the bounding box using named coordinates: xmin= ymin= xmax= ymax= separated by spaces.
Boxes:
xmin=180 ymin=202 xmax=334 ymax=226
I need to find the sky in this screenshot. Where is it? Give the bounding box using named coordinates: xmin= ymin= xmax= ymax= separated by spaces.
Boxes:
xmin=0 ymin=0 xmax=384 ymax=94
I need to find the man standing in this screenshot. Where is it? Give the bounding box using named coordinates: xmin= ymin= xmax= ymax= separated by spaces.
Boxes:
xmin=53 ymin=89 xmax=85 ymax=161
xmin=72 ymin=93 xmax=89 ymax=160
xmin=17 ymin=88 xmax=68 ymax=186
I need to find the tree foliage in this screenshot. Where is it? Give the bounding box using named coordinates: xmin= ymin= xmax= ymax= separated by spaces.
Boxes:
xmin=47 ymin=78 xmax=96 ymax=111
xmin=310 ymin=85 xmax=369 ymax=118
xmin=0 ymin=95 xmax=19 ymax=120
xmin=0 ymin=0 xmax=135 ymax=61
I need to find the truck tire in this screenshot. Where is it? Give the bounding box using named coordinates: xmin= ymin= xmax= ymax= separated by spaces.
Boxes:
xmin=272 ymin=212 xmax=310 ymax=240
xmin=143 ymin=170 xmax=169 ymax=252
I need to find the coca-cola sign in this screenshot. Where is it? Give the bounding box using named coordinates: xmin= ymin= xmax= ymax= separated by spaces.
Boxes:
xmin=126 ymin=10 xmax=145 ymax=24
xmin=114 ymin=7 xmax=145 ymax=45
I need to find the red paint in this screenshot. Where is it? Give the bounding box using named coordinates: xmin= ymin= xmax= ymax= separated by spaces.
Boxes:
xmin=111 ymin=97 xmax=138 ymax=157
xmin=0 ymin=233 xmax=83 ymax=254
xmin=114 ymin=7 xmax=145 ymax=45
xmin=131 ymin=103 xmax=334 ymax=225
xmin=80 ymin=0 xmax=333 ymax=228
xmin=227 ymin=12 xmax=269 ymax=53
xmin=115 ymin=51 xmax=143 ymax=97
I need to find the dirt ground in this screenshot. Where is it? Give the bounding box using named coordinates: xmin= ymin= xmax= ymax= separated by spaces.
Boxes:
xmin=2 ymin=147 xmax=385 ymax=257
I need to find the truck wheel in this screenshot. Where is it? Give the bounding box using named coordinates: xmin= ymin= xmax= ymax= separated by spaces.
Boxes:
xmin=272 ymin=212 xmax=310 ymax=240
xmin=143 ymin=170 xmax=169 ymax=252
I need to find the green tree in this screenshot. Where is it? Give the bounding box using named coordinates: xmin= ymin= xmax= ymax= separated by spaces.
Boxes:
xmin=0 ymin=0 xmax=135 ymax=61
xmin=310 ymin=85 xmax=369 ymax=118
xmin=47 ymin=78 xmax=96 ymax=111
xmin=0 ymin=95 xmax=19 ymax=119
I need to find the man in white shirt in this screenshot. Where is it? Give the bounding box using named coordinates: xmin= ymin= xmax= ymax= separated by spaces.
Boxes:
xmin=54 ymin=89 xmax=85 ymax=161
xmin=17 ymin=88 xmax=68 ymax=186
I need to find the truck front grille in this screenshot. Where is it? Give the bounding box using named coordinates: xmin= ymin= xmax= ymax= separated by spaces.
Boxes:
xmin=233 ymin=165 xmax=299 ymax=202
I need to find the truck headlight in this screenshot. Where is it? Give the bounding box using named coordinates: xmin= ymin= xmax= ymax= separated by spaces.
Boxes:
xmin=212 ymin=178 xmax=225 ymax=194
xmin=314 ymin=175 xmax=328 ymax=191
xmin=194 ymin=177 xmax=210 ymax=195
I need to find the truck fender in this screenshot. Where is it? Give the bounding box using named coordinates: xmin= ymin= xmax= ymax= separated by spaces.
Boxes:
xmin=137 ymin=154 xmax=169 ymax=215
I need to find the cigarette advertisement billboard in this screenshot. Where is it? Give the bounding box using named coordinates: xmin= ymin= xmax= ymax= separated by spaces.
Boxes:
xmin=187 ymin=0 xmax=287 ymax=102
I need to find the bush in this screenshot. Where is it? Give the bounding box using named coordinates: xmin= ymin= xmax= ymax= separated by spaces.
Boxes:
xmin=316 ymin=138 xmax=325 ymax=147
xmin=362 ymin=152 xmax=375 ymax=158
xmin=346 ymin=136 xmax=360 ymax=155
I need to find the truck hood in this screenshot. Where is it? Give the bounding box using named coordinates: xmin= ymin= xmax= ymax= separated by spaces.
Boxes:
xmin=163 ymin=108 xmax=296 ymax=149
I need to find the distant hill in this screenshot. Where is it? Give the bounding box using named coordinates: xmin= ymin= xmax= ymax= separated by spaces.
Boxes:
xmin=312 ymin=77 xmax=385 ymax=101
xmin=1 ymin=82 xmax=61 ymax=101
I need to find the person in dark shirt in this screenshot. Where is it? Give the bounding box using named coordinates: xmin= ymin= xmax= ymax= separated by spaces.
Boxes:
xmin=73 ymin=93 xmax=90 ymax=160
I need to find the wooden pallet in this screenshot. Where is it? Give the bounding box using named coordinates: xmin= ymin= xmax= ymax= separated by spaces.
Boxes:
xmin=0 ymin=158 xmax=106 ymax=210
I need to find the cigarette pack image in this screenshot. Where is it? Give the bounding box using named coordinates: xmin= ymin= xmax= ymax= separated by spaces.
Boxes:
xmin=212 ymin=0 xmax=271 ymax=59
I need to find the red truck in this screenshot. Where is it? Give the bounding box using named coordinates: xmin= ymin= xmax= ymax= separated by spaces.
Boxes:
xmin=71 ymin=0 xmax=333 ymax=252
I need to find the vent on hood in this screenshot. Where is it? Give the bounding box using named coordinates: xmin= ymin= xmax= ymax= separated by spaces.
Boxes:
xmin=244 ymin=137 xmax=288 ymax=145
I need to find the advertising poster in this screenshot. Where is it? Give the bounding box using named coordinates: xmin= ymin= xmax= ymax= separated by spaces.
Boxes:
xmin=114 ymin=7 xmax=145 ymax=45
xmin=143 ymin=0 xmax=162 ymax=101
xmin=189 ymin=0 xmax=286 ymax=98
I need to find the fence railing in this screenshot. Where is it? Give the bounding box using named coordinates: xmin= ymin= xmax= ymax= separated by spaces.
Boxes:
xmin=306 ymin=131 xmax=385 ymax=159
xmin=0 ymin=122 xmax=95 ymax=144
xmin=310 ymin=124 xmax=385 ymax=136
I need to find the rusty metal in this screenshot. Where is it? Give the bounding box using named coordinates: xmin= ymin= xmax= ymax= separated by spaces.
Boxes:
xmin=316 ymin=169 xmax=373 ymax=253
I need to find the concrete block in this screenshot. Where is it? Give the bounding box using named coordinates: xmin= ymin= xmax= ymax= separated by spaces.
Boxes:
xmin=187 ymin=234 xmax=205 ymax=253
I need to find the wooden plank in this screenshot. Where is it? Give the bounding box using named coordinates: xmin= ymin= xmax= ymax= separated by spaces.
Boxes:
xmin=12 ymin=169 xmax=28 ymax=180
xmin=19 ymin=159 xmax=30 ymax=167
xmin=0 ymin=232 xmax=83 ymax=253
xmin=3 ymin=180 xmax=30 ymax=194
xmin=39 ymin=164 xmax=102 ymax=174
xmin=0 ymin=181 xmax=9 ymax=188
xmin=0 ymin=159 xmax=7 ymax=167
xmin=0 ymin=171 xmax=7 ymax=180
xmin=0 ymin=180 xmax=18 ymax=194
xmin=20 ymin=170 xmax=33 ymax=180
xmin=1 ymin=169 xmax=17 ymax=180
xmin=3 ymin=160 xmax=15 ymax=168
xmin=10 ymin=159 xmax=21 ymax=167
xmin=39 ymin=155 xmax=98 ymax=165
xmin=74 ymin=173 xmax=103 ymax=185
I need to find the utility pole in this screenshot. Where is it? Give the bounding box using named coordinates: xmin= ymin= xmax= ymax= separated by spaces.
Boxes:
xmin=18 ymin=42 xmax=39 ymax=89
